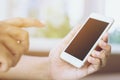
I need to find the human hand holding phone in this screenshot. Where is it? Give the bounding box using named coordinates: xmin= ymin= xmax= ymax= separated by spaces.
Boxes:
xmin=60 ymin=13 xmax=113 ymax=68
xmin=49 ymin=13 xmax=112 ymax=80
xmin=49 ymin=25 xmax=111 ymax=80
xmin=0 ymin=18 xmax=44 ymax=72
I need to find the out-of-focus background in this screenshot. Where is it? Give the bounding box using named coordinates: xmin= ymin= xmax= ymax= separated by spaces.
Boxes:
xmin=0 ymin=0 xmax=120 ymax=80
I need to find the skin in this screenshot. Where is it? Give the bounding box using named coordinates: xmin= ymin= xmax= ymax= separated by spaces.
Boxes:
xmin=49 ymin=25 xmax=111 ymax=80
xmin=0 ymin=18 xmax=111 ymax=80
xmin=0 ymin=18 xmax=44 ymax=72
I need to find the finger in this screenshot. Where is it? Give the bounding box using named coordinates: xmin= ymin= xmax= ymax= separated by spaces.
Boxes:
xmin=0 ymin=43 xmax=14 ymax=72
xmin=1 ymin=17 xmax=44 ymax=28
xmin=87 ymin=56 xmax=101 ymax=72
xmin=0 ymin=26 xmax=29 ymax=54
xmin=92 ymin=50 xmax=106 ymax=59
xmin=88 ymin=56 xmax=101 ymax=65
xmin=102 ymin=33 xmax=108 ymax=42
xmin=0 ymin=34 xmax=23 ymax=64
xmin=0 ymin=34 xmax=23 ymax=55
xmin=91 ymin=50 xmax=106 ymax=67
xmin=99 ymin=40 xmax=111 ymax=57
xmin=95 ymin=33 xmax=109 ymax=51
xmin=6 ymin=27 xmax=29 ymax=53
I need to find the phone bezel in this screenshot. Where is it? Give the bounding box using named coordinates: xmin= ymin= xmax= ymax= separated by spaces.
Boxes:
xmin=60 ymin=13 xmax=114 ymax=68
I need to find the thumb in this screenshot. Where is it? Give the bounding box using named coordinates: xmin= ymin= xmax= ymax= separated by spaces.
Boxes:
xmin=1 ymin=17 xmax=44 ymax=28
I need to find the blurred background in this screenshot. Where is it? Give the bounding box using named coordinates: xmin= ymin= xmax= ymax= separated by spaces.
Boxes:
xmin=0 ymin=0 xmax=120 ymax=80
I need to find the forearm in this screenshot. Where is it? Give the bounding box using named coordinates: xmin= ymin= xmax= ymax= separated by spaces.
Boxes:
xmin=0 ymin=55 xmax=51 ymax=80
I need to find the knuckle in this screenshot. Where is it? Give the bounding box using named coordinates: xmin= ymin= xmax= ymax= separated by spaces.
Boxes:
xmin=106 ymin=44 xmax=111 ymax=52
xmin=100 ymin=51 xmax=106 ymax=58
xmin=96 ymin=58 xmax=100 ymax=64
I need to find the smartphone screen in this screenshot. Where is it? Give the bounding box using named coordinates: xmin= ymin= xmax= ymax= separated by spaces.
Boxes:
xmin=65 ymin=18 xmax=109 ymax=60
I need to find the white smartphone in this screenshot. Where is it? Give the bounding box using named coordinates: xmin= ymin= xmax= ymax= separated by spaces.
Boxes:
xmin=60 ymin=13 xmax=114 ymax=68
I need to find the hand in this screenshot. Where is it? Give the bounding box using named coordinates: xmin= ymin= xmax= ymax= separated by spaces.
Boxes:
xmin=0 ymin=18 xmax=44 ymax=72
xmin=49 ymin=26 xmax=111 ymax=80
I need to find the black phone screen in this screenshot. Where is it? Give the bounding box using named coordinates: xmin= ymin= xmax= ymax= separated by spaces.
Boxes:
xmin=65 ymin=18 xmax=109 ymax=60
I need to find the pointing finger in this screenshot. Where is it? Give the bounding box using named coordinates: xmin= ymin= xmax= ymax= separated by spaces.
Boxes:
xmin=1 ymin=18 xmax=44 ymax=28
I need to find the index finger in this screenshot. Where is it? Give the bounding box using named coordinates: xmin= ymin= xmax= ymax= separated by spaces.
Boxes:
xmin=1 ymin=18 xmax=44 ymax=28
xmin=102 ymin=33 xmax=108 ymax=42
